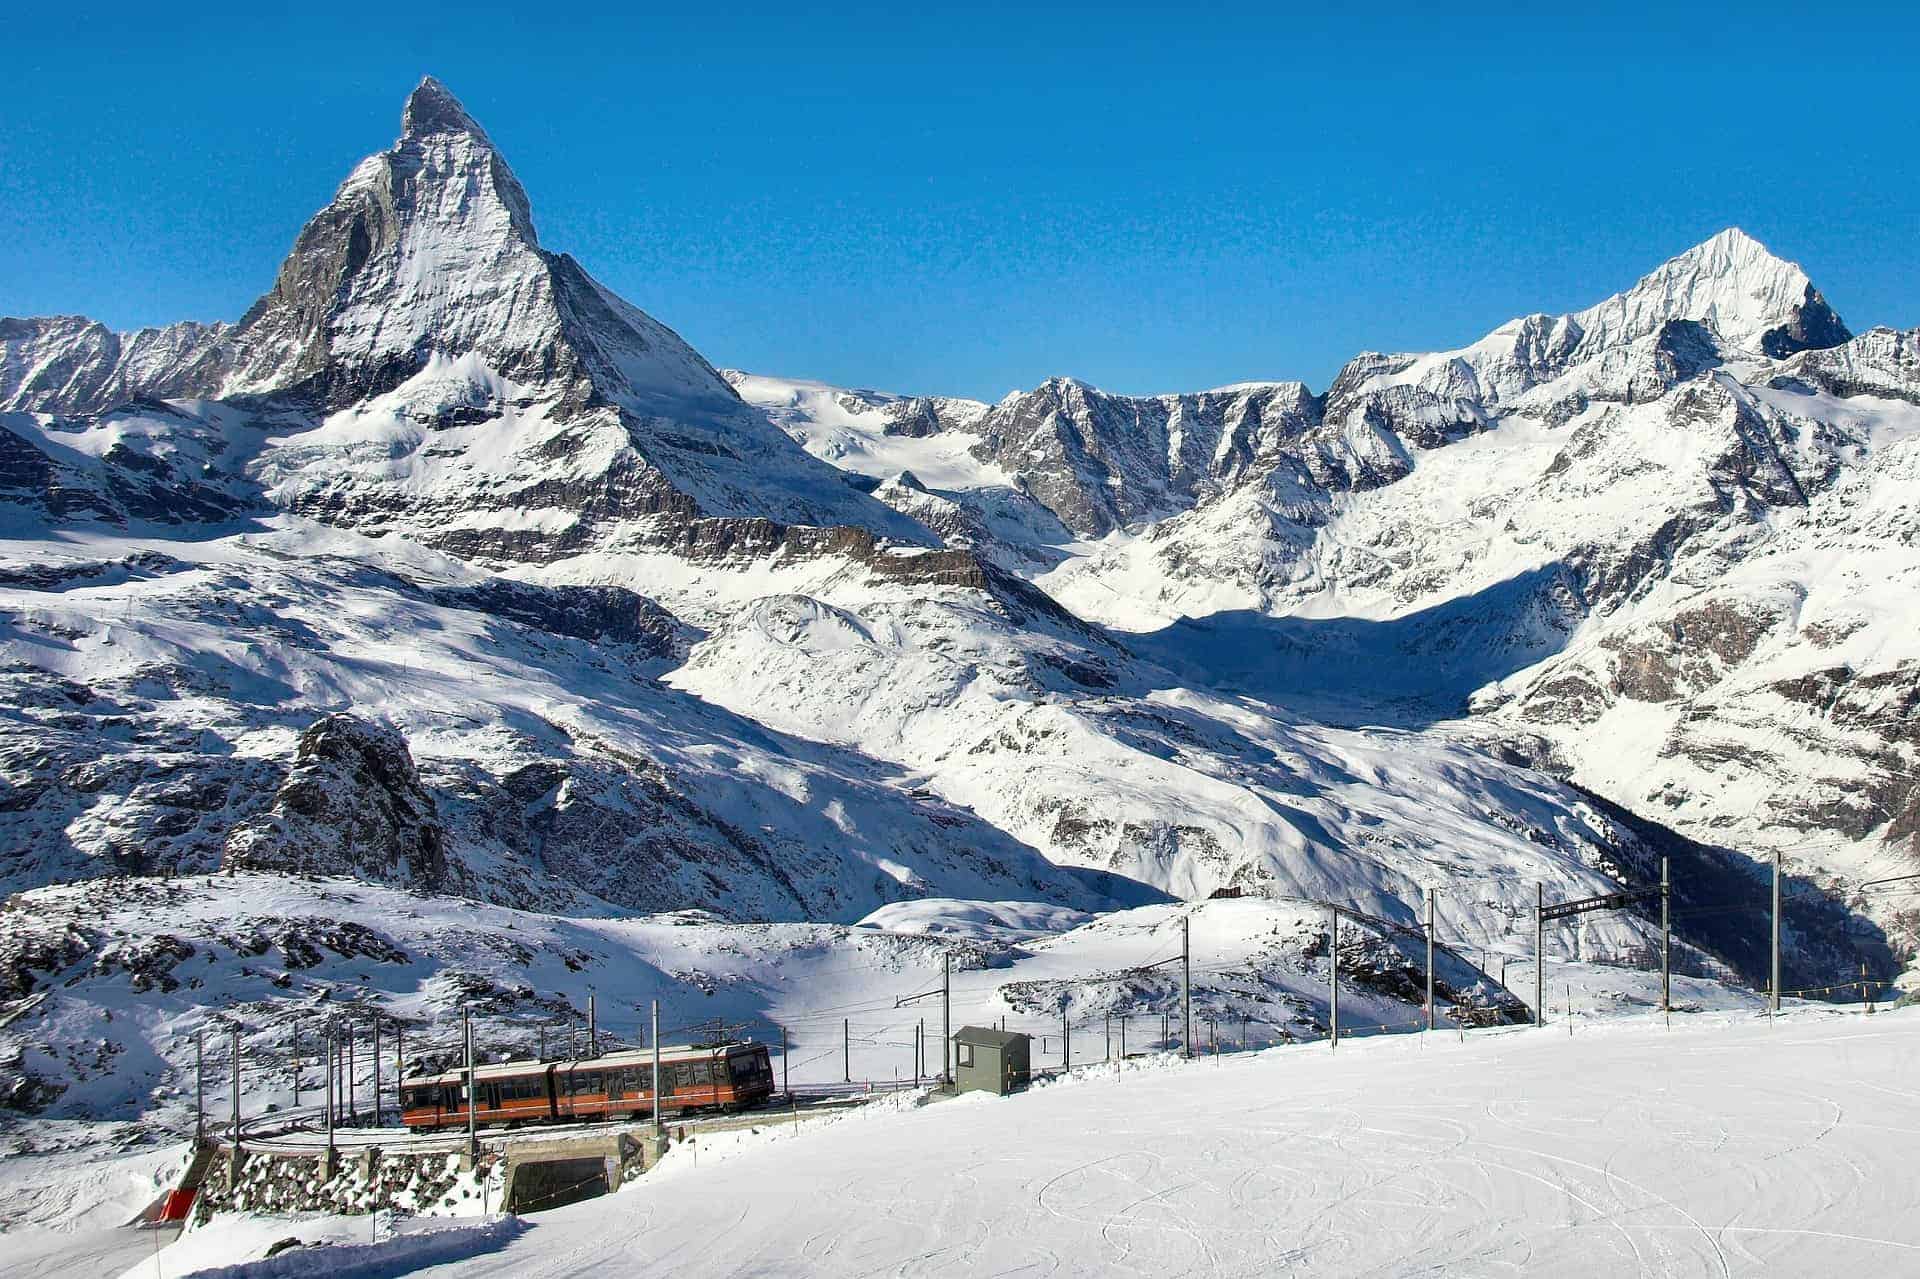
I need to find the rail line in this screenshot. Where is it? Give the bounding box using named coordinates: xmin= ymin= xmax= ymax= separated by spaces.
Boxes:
xmin=226 ymin=1081 xmax=923 ymax=1156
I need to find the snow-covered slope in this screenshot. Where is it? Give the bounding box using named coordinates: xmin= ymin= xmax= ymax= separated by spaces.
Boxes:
xmin=336 ymin=1007 xmax=1920 ymax=1278
xmin=0 ymin=525 xmax=1126 ymax=919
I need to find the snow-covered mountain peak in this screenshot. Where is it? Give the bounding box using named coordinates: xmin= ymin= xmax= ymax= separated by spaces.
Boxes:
xmin=1571 ymin=226 xmax=1848 ymax=358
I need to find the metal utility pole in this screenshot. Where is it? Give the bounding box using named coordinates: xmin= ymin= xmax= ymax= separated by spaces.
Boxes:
xmin=291 ymin=1020 xmax=300 ymax=1108
xmin=1660 ymin=857 xmax=1671 ymax=1015
xmin=395 ymin=1025 xmax=404 ymax=1096
xmin=1534 ymin=885 xmax=1545 ymax=1028
xmin=1181 ymin=914 xmax=1193 ymax=1059
xmin=589 ymin=994 xmax=599 ymax=1058
xmin=1329 ymin=907 xmax=1340 ymax=1050
xmin=347 ymin=1020 xmax=356 ymax=1122
xmin=463 ymin=1007 xmax=477 ymax=1160
xmin=1120 ymin=1016 xmax=1127 ymax=1059
xmin=651 ymin=1001 xmax=663 ymax=1134
xmin=896 ymin=968 xmax=952 ymax=1086
xmin=229 ymin=1026 xmax=241 ymax=1154
xmin=916 ymin=1019 xmax=923 ymax=1084
xmin=1770 ymin=850 xmax=1782 ymax=1016
xmin=1104 ymin=1013 xmax=1111 ymax=1062
xmin=844 ymin=1018 xmax=851 ymax=1083
xmin=195 ymin=1031 xmax=205 ymax=1143
xmin=538 ymin=1023 xmax=546 ymax=1062
xmin=1062 ymin=1006 xmax=1070 ymax=1072
xmin=371 ymin=1017 xmax=381 ymax=1127
xmin=323 ymin=1021 xmax=335 ymax=1154
xmin=1210 ymin=1018 xmax=1218 ymax=1058
xmin=1425 ymin=889 xmax=1437 ymax=1032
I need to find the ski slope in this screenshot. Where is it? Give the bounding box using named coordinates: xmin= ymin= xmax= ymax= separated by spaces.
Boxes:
xmin=394 ymin=1007 xmax=1917 ymax=1277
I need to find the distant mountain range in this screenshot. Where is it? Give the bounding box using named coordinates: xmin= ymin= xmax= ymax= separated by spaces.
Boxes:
xmin=1 ymin=77 xmax=1911 ymax=1128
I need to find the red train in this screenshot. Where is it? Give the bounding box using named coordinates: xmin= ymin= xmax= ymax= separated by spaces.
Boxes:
xmin=401 ymin=1041 xmax=777 ymax=1132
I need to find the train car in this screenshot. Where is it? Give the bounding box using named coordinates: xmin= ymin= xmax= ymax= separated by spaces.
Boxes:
xmin=401 ymin=1040 xmax=776 ymax=1133
xmin=401 ymin=1058 xmax=557 ymax=1132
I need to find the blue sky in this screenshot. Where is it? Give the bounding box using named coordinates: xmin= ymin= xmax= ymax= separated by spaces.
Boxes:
xmin=3 ymin=3 xmax=1915 ymax=399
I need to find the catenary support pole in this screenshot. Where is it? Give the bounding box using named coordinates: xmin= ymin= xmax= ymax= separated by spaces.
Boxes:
xmin=463 ymin=1006 xmax=477 ymax=1160
xmin=323 ymin=1022 xmax=335 ymax=1154
xmin=229 ymin=1025 xmax=241 ymax=1155
xmin=943 ymin=953 xmax=952 ymax=1084
xmin=1426 ymin=889 xmax=1437 ymax=1032
xmin=291 ymin=1020 xmax=300 ymax=1108
xmin=195 ymin=1030 xmax=204 ymax=1144
xmin=538 ymin=1023 xmax=546 ymax=1062
xmin=652 ymin=1001 xmax=663 ymax=1134
xmin=1535 ymin=885 xmax=1545 ymax=1028
xmin=844 ymin=1018 xmax=851 ymax=1083
xmin=347 ymin=1020 xmax=356 ymax=1122
xmin=1771 ymin=850 xmax=1782 ymax=1016
xmin=1062 ymin=1006 xmax=1070 ymax=1072
xmin=372 ymin=1016 xmax=381 ymax=1128
xmin=1181 ymin=914 xmax=1193 ymax=1059
xmin=1329 ymin=906 xmax=1340 ymax=1050
xmin=1661 ymin=856 xmax=1671 ymax=1016
xmin=1120 ymin=1015 xmax=1126 ymax=1059
xmin=1105 ymin=1013 xmax=1111 ymax=1062
xmin=588 ymin=994 xmax=597 ymax=1058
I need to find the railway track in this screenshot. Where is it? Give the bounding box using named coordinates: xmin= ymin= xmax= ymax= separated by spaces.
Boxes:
xmin=227 ymin=1082 xmax=925 ymax=1156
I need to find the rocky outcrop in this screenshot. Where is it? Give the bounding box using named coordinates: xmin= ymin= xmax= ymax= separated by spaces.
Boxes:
xmin=225 ymin=715 xmax=449 ymax=889
xmin=0 ymin=316 xmax=229 ymax=414
xmin=961 ymin=378 xmax=1320 ymax=537
xmin=426 ymin=580 xmax=689 ymax=657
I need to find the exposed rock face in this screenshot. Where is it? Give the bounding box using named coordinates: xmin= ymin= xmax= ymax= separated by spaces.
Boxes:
xmin=425 ymin=579 xmax=690 ymax=658
xmin=0 ymin=316 xmax=229 ymax=414
xmin=961 ymin=378 xmax=1321 ymax=537
xmin=1770 ymin=326 xmax=1920 ymax=405
xmin=224 ymin=714 xmax=450 ymax=889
